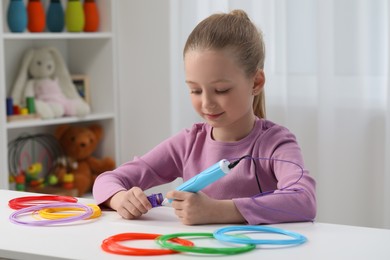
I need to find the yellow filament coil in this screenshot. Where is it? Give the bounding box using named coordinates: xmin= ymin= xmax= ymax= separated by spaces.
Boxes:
xmin=38 ymin=204 xmax=101 ymax=220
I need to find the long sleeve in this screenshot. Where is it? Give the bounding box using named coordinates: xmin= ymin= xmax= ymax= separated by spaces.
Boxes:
xmin=92 ymin=128 xmax=195 ymax=205
xmin=232 ymin=125 xmax=316 ymax=225
xmin=93 ymin=119 xmax=316 ymax=225
xmin=92 ymin=123 xmax=212 ymax=205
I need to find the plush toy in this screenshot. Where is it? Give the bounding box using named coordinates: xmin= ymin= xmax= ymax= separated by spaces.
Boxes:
xmin=55 ymin=124 xmax=115 ymax=196
xmin=10 ymin=46 xmax=90 ymax=119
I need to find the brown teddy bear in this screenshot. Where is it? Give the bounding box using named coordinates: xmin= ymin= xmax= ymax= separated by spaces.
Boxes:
xmin=54 ymin=124 xmax=115 ymax=196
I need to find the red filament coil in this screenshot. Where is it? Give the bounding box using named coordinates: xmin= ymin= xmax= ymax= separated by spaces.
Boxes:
xmin=101 ymin=233 xmax=194 ymax=256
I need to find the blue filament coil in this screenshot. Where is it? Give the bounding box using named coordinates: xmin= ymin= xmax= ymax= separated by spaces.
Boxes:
xmin=213 ymin=226 xmax=307 ymax=245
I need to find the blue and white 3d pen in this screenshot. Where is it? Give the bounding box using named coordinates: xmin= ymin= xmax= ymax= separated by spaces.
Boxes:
xmin=161 ymin=159 xmax=234 ymax=206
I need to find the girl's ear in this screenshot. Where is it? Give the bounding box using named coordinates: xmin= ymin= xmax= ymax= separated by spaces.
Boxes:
xmin=252 ymin=69 xmax=265 ymax=95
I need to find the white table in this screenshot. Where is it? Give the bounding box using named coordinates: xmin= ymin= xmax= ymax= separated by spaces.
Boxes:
xmin=1 ymin=189 xmax=389 ymax=260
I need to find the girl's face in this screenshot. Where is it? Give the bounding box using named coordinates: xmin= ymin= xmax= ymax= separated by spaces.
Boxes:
xmin=184 ymin=49 xmax=263 ymax=141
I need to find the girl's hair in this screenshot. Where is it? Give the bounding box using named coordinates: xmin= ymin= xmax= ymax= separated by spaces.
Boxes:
xmin=184 ymin=9 xmax=266 ymax=118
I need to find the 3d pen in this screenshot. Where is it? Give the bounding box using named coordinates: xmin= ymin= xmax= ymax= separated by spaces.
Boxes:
xmin=161 ymin=159 xmax=232 ymax=205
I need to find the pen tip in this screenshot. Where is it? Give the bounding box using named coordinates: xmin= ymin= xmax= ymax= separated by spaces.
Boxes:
xmin=161 ymin=198 xmax=169 ymax=206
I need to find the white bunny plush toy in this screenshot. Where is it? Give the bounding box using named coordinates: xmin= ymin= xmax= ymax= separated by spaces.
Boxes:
xmin=10 ymin=47 xmax=90 ymax=119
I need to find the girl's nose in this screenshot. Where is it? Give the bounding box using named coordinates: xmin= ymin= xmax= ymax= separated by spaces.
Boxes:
xmin=202 ymin=93 xmax=216 ymax=109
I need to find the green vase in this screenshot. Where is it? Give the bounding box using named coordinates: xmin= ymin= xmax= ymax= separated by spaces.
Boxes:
xmin=65 ymin=0 xmax=84 ymax=32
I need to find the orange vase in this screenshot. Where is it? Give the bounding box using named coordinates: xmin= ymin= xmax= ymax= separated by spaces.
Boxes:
xmin=83 ymin=0 xmax=99 ymax=32
xmin=27 ymin=0 xmax=45 ymax=32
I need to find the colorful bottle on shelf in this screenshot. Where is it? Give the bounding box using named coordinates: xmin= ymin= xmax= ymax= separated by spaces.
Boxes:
xmin=27 ymin=0 xmax=46 ymax=32
xmin=6 ymin=97 xmax=14 ymax=115
xmin=7 ymin=0 xmax=28 ymax=33
xmin=83 ymin=0 xmax=99 ymax=32
xmin=26 ymin=97 xmax=36 ymax=114
xmin=65 ymin=0 xmax=85 ymax=32
xmin=47 ymin=0 xmax=65 ymax=32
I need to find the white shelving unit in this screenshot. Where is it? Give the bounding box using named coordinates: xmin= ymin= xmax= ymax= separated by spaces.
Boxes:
xmin=0 ymin=0 xmax=119 ymax=190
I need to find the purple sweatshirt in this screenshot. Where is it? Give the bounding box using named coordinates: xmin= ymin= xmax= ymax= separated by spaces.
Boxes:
xmin=93 ymin=118 xmax=316 ymax=225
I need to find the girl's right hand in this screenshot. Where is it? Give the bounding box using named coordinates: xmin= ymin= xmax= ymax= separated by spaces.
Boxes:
xmin=108 ymin=187 xmax=152 ymax=219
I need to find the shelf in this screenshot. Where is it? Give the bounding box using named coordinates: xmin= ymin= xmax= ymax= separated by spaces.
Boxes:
xmin=0 ymin=0 xmax=118 ymax=191
xmin=6 ymin=112 xmax=115 ymax=129
xmin=2 ymin=32 xmax=113 ymax=40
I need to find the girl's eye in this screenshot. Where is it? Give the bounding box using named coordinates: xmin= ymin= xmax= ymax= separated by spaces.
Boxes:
xmin=190 ymin=89 xmax=201 ymax=94
xmin=216 ymin=89 xmax=230 ymax=94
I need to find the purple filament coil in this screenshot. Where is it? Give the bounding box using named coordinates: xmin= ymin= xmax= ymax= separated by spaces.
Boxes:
xmin=9 ymin=202 xmax=93 ymax=226
xmin=147 ymin=193 xmax=164 ymax=208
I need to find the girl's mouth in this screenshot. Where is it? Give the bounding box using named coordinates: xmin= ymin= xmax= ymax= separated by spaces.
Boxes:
xmin=205 ymin=112 xmax=224 ymax=120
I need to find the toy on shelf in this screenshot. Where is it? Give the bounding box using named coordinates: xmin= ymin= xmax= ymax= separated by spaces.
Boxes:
xmin=13 ymin=174 xmax=26 ymax=191
xmin=26 ymin=162 xmax=45 ymax=188
xmin=47 ymin=0 xmax=65 ymax=32
xmin=62 ymin=173 xmax=75 ymax=189
xmin=27 ymin=0 xmax=46 ymax=32
xmin=7 ymin=0 xmax=28 ymax=33
xmin=50 ymin=155 xmax=77 ymax=189
xmin=7 ymin=0 xmax=102 ymax=34
xmin=6 ymin=96 xmax=40 ymax=122
xmin=55 ymin=124 xmax=115 ymax=196
xmin=9 ymin=46 xmax=90 ymax=120
xmin=83 ymin=0 xmax=99 ymax=32
xmin=8 ymin=133 xmax=77 ymax=195
xmin=65 ymin=0 xmax=85 ymax=32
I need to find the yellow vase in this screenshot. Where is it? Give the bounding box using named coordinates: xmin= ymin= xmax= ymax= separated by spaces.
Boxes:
xmin=65 ymin=0 xmax=84 ymax=32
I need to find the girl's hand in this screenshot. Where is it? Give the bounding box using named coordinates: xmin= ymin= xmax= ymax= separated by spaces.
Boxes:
xmin=166 ymin=190 xmax=246 ymax=225
xmin=108 ymin=187 xmax=152 ymax=219
xmin=167 ymin=190 xmax=216 ymax=225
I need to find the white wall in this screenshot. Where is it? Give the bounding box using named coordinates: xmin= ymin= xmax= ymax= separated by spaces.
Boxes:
xmin=115 ymin=2 xmax=181 ymax=195
xmin=116 ymin=1 xmax=171 ymax=161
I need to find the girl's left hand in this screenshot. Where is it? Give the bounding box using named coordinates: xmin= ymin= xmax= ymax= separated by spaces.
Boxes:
xmin=166 ymin=190 xmax=218 ymax=225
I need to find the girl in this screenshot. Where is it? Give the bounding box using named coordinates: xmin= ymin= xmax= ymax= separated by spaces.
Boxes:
xmin=93 ymin=9 xmax=316 ymax=225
